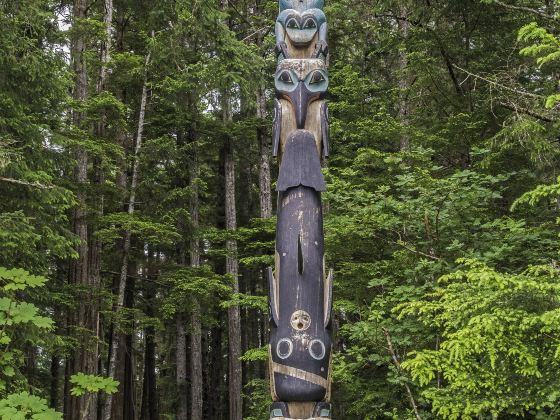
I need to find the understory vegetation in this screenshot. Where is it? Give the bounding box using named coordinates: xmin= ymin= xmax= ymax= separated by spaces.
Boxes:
xmin=0 ymin=0 xmax=558 ymax=419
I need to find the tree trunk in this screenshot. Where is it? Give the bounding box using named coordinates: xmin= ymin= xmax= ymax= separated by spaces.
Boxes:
xmin=397 ymin=4 xmax=410 ymax=152
xmin=219 ymin=3 xmax=242 ymax=418
xmin=175 ymin=313 xmax=188 ymax=420
xmin=257 ymin=83 xmax=272 ymax=219
xmin=66 ymin=1 xmax=98 ymax=418
xmin=208 ymin=325 xmax=226 ymax=420
xmin=190 ymin=134 xmax=203 ymax=420
xmin=98 ymin=0 xmax=113 ymax=93
xmin=253 ymin=14 xmax=272 ymax=384
xmin=141 ymin=277 xmax=159 ymax=420
xmin=50 ymin=354 xmax=60 ymax=410
xmin=112 ymin=271 xmax=136 ymax=420
xmin=224 ymin=108 xmax=242 ymax=420
xmin=102 ymin=46 xmax=151 ymax=420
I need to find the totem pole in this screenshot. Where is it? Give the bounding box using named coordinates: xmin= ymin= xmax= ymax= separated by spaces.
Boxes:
xmin=268 ymin=1 xmax=332 ymax=419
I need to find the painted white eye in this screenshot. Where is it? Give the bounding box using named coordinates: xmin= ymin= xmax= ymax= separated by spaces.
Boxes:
xmin=303 ymin=19 xmax=317 ymax=30
xmin=277 ymin=338 xmax=293 ymax=360
xmin=309 ymin=339 xmax=325 ymax=360
xmin=286 ymin=18 xmax=299 ymax=29
xmin=309 ymin=71 xmax=325 ymax=85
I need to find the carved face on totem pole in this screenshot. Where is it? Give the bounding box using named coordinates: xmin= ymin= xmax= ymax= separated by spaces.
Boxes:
xmin=279 ymin=0 xmax=325 ymax=12
xmin=272 ymin=59 xmax=330 ymax=160
xmin=276 ymin=8 xmax=328 ymax=60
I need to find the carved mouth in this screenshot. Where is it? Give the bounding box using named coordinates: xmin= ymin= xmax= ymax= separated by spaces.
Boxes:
xmin=287 ymin=28 xmax=317 ymax=46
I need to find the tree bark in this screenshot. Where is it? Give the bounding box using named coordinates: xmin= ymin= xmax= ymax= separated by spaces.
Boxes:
xmin=102 ymin=46 xmax=151 ymax=420
xmin=66 ymin=1 xmax=98 ymax=418
xmin=223 ymin=97 xmax=243 ymax=420
xmin=175 ymin=313 xmax=188 ymax=420
xmin=190 ymin=133 xmax=203 ymax=420
xmin=397 ymin=4 xmax=410 ymax=152
xmin=141 ymin=273 xmax=159 ymax=420
xmin=219 ymin=2 xmax=242 ymax=418
xmin=218 ymin=1 xmax=243 ymax=416
xmin=257 ymin=85 xmax=272 ymax=219
xmin=112 ymin=269 xmax=136 ymax=420
xmin=98 ymin=0 xmax=113 ymax=93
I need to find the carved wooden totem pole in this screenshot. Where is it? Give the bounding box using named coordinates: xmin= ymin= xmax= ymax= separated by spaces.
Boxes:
xmin=268 ymin=1 xmax=332 ymax=419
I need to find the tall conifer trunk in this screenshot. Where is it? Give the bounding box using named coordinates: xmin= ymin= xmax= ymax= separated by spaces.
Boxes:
xmin=220 ymin=2 xmax=242 ymax=418
xmin=397 ymin=5 xmax=410 ymax=152
xmin=102 ymin=46 xmax=151 ymax=420
xmin=66 ymin=0 xmax=97 ymax=418
xmin=141 ymin=266 xmax=159 ymax=420
xmin=257 ymin=83 xmax=272 ymax=219
xmin=189 ymin=124 xmax=203 ymax=420
xmin=175 ymin=313 xmax=188 ymax=420
xmin=224 ymin=106 xmax=242 ymax=420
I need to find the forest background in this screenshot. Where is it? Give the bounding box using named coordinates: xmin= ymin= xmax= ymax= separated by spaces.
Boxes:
xmin=1 ymin=0 xmax=559 ymax=419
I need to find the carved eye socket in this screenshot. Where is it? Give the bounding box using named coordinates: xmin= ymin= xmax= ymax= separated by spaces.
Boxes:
xmin=279 ymin=71 xmax=293 ymax=84
xmin=286 ymin=18 xmax=299 ymax=29
xmin=303 ymin=19 xmax=317 ymax=30
xmin=309 ymin=71 xmax=325 ymax=84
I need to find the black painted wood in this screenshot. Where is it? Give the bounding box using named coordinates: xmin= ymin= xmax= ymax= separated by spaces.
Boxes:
xmin=277 ymin=130 xmax=326 ymax=192
xmin=270 ymin=0 xmax=332 ymax=415
xmin=269 ymin=185 xmax=331 ymax=402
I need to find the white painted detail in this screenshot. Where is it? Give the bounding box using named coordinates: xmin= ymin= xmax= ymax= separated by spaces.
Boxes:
xmin=277 ymin=338 xmax=293 ymax=360
xmin=309 ymin=339 xmax=326 ymax=360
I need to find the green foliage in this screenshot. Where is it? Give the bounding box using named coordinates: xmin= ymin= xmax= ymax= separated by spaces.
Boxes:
xmin=398 ymin=259 xmax=560 ymax=418
xmin=1 ymin=0 xmax=560 ymax=418
xmin=518 ymin=22 xmax=560 ymax=109
xmin=243 ymin=379 xmax=271 ymax=420
xmin=512 ymin=176 xmax=560 ymax=209
xmin=160 ymin=265 xmax=230 ymax=322
xmin=69 ymin=373 xmax=119 ymax=397
xmin=240 ymin=346 xmax=268 ymax=362
xmin=0 ymin=267 xmax=54 ymax=392
xmin=0 ymin=392 xmax=61 ymax=420
xmin=97 ymin=213 xmax=181 ymax=248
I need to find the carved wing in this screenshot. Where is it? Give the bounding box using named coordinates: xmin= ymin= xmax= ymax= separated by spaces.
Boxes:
xmin=267 ymin=268 xmax=279 ymax=327
xmin=324 ymin=269 xmax=333 ymax=328
xmin=320 ymin=101 xmax=329 ymax=158
xmin=273 ymin=99 xmax=282 ymax=157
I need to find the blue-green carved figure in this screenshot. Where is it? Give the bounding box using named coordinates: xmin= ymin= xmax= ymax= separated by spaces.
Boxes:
xmin=276 ymin=8 xmax=328 ymax=60
xmin=279 ymin=0 xmax=324 ymax=12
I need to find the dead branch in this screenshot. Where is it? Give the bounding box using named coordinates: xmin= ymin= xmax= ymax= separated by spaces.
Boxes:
xmin=492 ymin=0 xmax=555 ymax=20
xmin=0 ymin=176 xmax=54 ymax=189
xmin=452 ymin=64 xmax=546 ymax=99
xmin=382 ymin=327 xmax=422 ymax=420
xmin=498 ymin=102 xmax=556 ymax=123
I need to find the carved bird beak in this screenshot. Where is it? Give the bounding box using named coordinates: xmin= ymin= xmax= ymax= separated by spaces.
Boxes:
xmin=287 ymin=81 xmax=320 ymax=129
